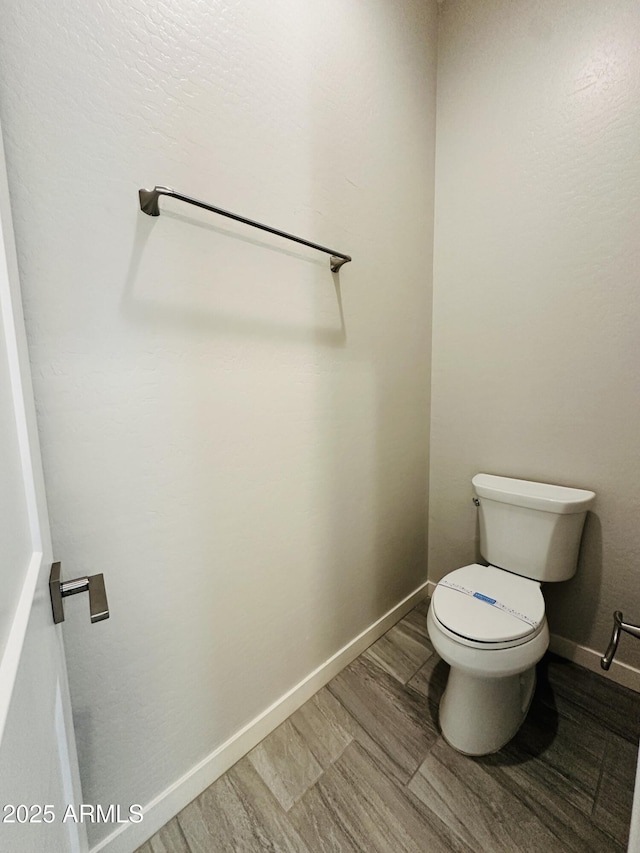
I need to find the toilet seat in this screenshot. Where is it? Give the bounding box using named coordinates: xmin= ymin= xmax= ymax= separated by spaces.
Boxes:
xmin=432 ymin=564 xmax=545 ymax=647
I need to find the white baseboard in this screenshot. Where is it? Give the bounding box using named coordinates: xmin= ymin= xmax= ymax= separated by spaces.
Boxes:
xmin=549 ymin=633 xmax=640 ymax=693
xmin=428 ymin=580 xmax=640 ymax=693
xmin=92 ymin=581 xmax=430 ymax=853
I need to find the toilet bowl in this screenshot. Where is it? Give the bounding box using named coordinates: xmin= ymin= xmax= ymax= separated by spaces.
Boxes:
xmin=429 ymin=474 xmax=595 ymax=756
xmin=427 ymin=563 xmax=550 ymax=754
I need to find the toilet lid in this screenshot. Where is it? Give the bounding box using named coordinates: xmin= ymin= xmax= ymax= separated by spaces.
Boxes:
xmin=432 ymin=564 xmax=545 ymax=643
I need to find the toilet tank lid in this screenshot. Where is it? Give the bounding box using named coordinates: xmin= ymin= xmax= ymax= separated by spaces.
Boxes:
xmin=472 ymin=474 xmax=595 ymax=514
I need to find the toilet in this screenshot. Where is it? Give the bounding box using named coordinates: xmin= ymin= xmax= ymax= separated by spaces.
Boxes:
xmin=427 ymin=473 xmax=595 ymax=756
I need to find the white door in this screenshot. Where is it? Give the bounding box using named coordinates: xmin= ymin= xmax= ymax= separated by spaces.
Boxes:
xmin=0 ymin=121 xmax=88 ymax=853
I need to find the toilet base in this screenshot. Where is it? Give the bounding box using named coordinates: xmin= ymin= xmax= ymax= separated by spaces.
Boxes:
xmin=439 ymin=665 xmax=536 ymax=755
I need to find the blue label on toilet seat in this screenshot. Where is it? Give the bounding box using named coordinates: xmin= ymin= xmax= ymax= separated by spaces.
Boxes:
xmin=436 ymin=578 xmax=539 ymax=628
xmin=473 ymin=592 xmax=497 ymax=605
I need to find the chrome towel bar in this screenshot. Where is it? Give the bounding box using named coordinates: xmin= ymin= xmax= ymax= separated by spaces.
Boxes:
xmin=138 ymin=186 xmax=352 ymax=273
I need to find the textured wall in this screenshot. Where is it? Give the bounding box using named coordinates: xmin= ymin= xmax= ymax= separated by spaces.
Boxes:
xmin=431 ymin=0 xmax=640 ymax=668
xmin=0 ymin=0 xmax=437 ymax=844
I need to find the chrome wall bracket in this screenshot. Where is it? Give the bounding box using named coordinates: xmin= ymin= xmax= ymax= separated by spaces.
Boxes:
xmin=601 ymin=610 xmax=640 ymax=670
xmin=329 ymin=255 xmax=350 ymax=273
xmin=49 ymin=561 xmax=110 ymax=625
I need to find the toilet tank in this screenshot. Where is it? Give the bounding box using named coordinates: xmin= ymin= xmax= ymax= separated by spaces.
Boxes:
xmin=472 ymin=474 xmax=596 ymax=582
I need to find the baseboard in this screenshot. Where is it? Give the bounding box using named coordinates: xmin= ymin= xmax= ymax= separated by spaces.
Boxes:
xmin=91 ymin=581 xmax=430 ymax=853
xmin=549 ymin=633 xmax=640 ymax=693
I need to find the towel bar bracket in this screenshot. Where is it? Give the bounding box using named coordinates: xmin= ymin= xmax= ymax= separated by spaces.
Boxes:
xmin=138 ymin=186 xmax=351 ymax=273
xmin=601 ymin=610 xmax=640 ymax=670
xmin=139 ymin=187 xmax=168 ymax=217
xmin=330 ymin=256 xmax=350 ymax=273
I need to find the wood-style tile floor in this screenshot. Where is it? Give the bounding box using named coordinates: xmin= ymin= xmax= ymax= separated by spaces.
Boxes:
xmin=137 ymin=599 xmax=639 ymax=852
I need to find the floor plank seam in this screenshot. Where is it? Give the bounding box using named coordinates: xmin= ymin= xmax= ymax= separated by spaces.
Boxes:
xmin=175 ymin=816 xmax=192 ymax=852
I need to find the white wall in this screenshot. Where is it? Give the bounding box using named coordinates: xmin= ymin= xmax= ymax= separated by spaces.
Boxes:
xmin=0 ymin=160 xmax=32 ymax=661
xmin=0 ymin=0 xmax=437 ymax=848
xmin=431 ymin=0 xmax=640 ymax=675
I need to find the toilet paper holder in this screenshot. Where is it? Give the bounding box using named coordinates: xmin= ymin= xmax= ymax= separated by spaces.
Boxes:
xmin=601 ymin=611 xmax=640 ymax=670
